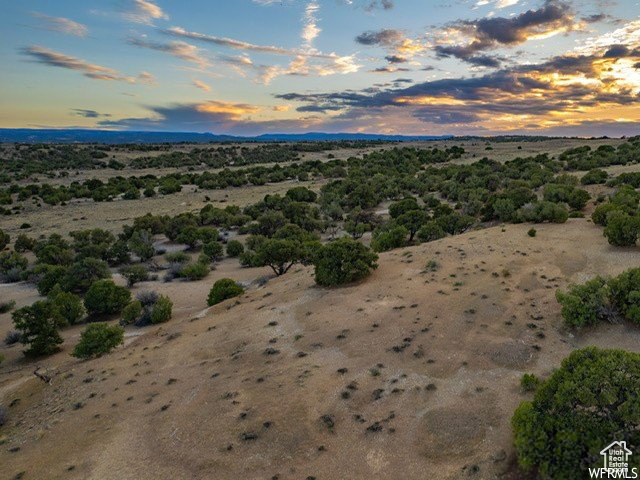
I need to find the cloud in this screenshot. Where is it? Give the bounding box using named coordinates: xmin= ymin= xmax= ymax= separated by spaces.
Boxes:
xmin=356 ymin=29 xmax=405 ymax=46
xmin=123 ymin=0 xmax=168 ymax=25
xmin=163 ymin=26 xmax=299 ymax=56
xmin=302 ymin=2 xmax=321 ymax=47
xmin=31 ymin=13 xmax=88 ymax=36
xmin=193 ymin=80 xmax=211 ymax=92
xmin=434 ymin=0 xmax=581 ymax=66
xmin=385 ymin=55 xmax=407 ymax=63
xmin=127 ymin=38 xmax=210 ymax=68
xmin=72 ymin=109 xmax=111 ymax=118
xmin=137 ymin=71 xmax=156 ymax=85
xmin=341 ymin=0 xmax=395 ymax=10
xmin=22 ymin=45 xmax=135 ymax=82
xmin=98 ymin=100 xmax=260 ymax=131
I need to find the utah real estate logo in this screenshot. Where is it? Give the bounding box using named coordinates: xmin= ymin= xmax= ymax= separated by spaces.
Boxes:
xmin=589 ymin=441 xmax=638 ymax=478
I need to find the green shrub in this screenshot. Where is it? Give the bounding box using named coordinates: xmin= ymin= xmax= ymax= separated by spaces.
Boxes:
xmin=84 ymin=280 xmax=131 ymax=315
xmin=371 ymin=226 xmax=408 ymax=252
xmin=226 ymin=240 xmax=244 ymax=257
xmin=180 ymin=262 xmax=209 ymax=281
xmin=128 ymin=229 xmax=155 ymax=261
xmin=0 ymin=229 xmax=9 ymax=250
xmin=207 ymin=278 xmax=244 ymax=306
xmin=62 ymin=257 xmax=111 ymax=293
xmin=417 ymin=221 xmax=446 ymax=243
xmin=519 ymin=373 xmax=541 ymax=393
xmin=556 ymin=277 xmax=609 ymax=328
xmin=14 ymin=234 xmax=35 ymax=253
xmin=121 ymin=301 xmax=143 ymax=325
xmin=119 ymin=264 xmax=149 ymax=287
xmin=608 ymin=268 xmax=640 ymax=324
xmin=591 ymin=203 xmax=623 ymax=226
xmin=314 ymin=238 xmax=378 ymax=287
xmin=165 ymin=251 xmax=189 ymax=264
xmin=527 ymin=228 xmax=537 ymax=237
xmin=12 ymin=301 xmax=63 ymax=357
xmin=150 ymin=295 xmax=173 ymax=324
xmin=580 ymin=169 xmax=608 ymax=185
xmin=255 ymin=238 xmax=303 ymax=275
xmin=36 ymin=265 xmax=68 ymax=296
xmin=603 ymin=211 xmax=639 ymax=246
xmin=0 ymin=300 xmax=16 ymax=314
xmin=50 ymin=290 xmax=85 ymax=326
xmin=202 ymin=241 xmax=224 ymax=260
xmin=72 ymin=323 xmax=124 ymax=359
xmin=512 ymin=347 xmax=640 ymax=479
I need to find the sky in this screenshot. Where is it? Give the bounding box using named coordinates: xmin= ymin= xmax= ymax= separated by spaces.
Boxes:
xmin=1 ymin=0 xmax=639 ymax=137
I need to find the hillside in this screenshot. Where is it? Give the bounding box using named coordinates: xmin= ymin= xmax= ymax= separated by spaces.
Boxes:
xmin=2 ymin=220 xmax=639 ymax=480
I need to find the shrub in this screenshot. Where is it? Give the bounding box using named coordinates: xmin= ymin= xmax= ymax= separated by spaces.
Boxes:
xmin=14 ymin=234 xmax=35 ymax=253
xmin=512 ymin=347 xmax=640 ymax=479
xmin=119 ymin=264 xmax=149 ymax=287
xmin=121 ymin=301 xmax=143 ymax=326
xmin=128 ymin=229 xmax=155 ymax=261
xmin=608 ymin=268 xmax=640 ymax=324
xmin=50 ymin=290 xmax=85 ymax=326
xmin=591 ymin=203 xmax=623 ymax=226
xmin=0 ymin=229 xmax=9 ymax=250
xmin=556 ymin=277 xmax=610 ymax=328
xmin=519 ymin=373 xmax=541 ymax=393
xmin=36 ymin=265 xmax=68 ymax=296
xmin=4 ymin=330 xmax=21 ymax=345
xmin=226 ymin=240 xmax=244 ymax=257
xmin=286 ymin=186 xmax=317 ymax=202
xmin=180 ymin=262 xmax=209 ymax=281
xmin=207 ymin=278 xmax=244 ymax=306
xmin=417 ymin=221 xmax=446 ymax=243
xmin=567 ymin=189 xmax=590 ymax=210
xmin=371 ymin=226 xmax=408 ymax=252
xmin=389 ymin=198 xmax=419 ymax=218
xmin=62 ymin=257 xmax=111 ymax=293
xmin=165 ymin=251 xmax=189 ymax=264
xmin=314 ymin=238 xmax=378 ymax=287
xmin=84 ymin=280 xmax=131 ymax=316
xmin=72 ymin=323 xmax=124 ymax=359
xmin=12 ymin=301 xmax=63 ymax=357
xmin=0 ymin=251 xmax=28 ymax=280
xmin=150 ymin=295 xmax=173 ymax=324
xmin=527 ymin=228 xmax=537 ymax=237
xmin=580 ymin=169 xmax=608 ymax=185
xmin=202 ymin=241 xmax=224 ymax=260
xmin=0 ymin=405 xmax=6 ymax=427
xmin=0 ymin=300 xmax=16 ymax=314
xmin=603 ymin=211 xmax=639 ymax=246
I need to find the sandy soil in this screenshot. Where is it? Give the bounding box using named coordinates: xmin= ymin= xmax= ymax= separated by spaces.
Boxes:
xmin=2 ymin=218 xmax=640 ymax=480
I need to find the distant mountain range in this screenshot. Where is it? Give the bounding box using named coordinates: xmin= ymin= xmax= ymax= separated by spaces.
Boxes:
xmin=0 ymin=129 xmax=453 ymax=144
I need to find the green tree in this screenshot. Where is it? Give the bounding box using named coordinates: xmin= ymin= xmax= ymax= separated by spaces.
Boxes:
xmin=603 ymin=211 xmax=639 ymax=247
xmin=84 ymin=280 xmax=131 ymax=316
xmin=72 ymin=323 xmax=124 ymax=359
xmin=226 ymin=240 xmax=244 ymax=257
xmin=128 ymin=229 xmax=155 ymax=261
xmin=555 ymin=277 xmax=610 ymax=328
xmin=512 ymin=347 xmax=640 ymax=480
xmin=12 ymin=301 xmax=63 ymax=357
xmin=314 ymin=238 xmax=378 ymax=286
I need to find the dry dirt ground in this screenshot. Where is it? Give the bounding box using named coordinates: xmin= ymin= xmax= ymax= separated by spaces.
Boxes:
xmin=2 ymin=218 xmax=640 ymax=480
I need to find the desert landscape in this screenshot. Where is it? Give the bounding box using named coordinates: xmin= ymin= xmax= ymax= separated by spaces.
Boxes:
xmin=3 ymin=0 xmax=640 ymax=478
xmin=1 ymin=136 xmax=640 ymax=480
